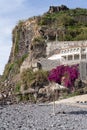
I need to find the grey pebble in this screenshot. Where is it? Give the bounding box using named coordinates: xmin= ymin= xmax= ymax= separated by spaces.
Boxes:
xmin=0 ymin=103 xmax=87 ymax=130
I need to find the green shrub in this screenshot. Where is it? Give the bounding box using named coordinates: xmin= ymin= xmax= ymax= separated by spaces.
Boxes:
xmin=15 ymin=53 xmax=28 ymax=67
xmin=3 ymin=63 xmax=14 ymax=79
xmin=14 ymin=20 xmax=24 ymax=55
xmin=21 ymin=69 xmax=49 ymax=89
xmin=38 ymin=14 xmax=53 ymax=26
xmin=33 ymin=36 xmax=45 ymax=45
xmin=14 ymin=31 xmax=20 ymax=55
xmin=15 ymin=82 xmax=21 ymax=92
xmin=3 ymin=53 xmax=28 ymax=81
xmin=18 ymin=20 xmax=24 ymax=28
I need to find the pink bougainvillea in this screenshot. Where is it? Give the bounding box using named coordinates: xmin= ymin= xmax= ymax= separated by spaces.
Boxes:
xmin=48 ymin=64 xmax=79 ymax=90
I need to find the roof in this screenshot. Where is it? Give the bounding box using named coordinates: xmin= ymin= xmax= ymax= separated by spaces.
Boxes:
xmin=48 ymin=54 xmax=64 ymax=60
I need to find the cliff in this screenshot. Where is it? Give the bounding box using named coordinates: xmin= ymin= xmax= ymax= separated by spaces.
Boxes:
xmin=0 ymin=5 xmax=87 ymax=103
xmin=0 ymin=16 xmax=47 ymax=102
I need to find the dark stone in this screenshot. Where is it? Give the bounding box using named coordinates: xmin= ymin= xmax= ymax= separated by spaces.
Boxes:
xmin=48 ymin=5 xmax=69 ymax=13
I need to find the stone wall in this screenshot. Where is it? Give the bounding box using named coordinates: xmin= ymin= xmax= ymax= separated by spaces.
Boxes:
xmin=46 ymin=40 xmax=87 ymax=56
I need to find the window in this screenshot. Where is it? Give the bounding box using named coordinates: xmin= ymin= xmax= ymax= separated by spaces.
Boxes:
xmin=74 ymin=48 xmax=76 ymax=51
xmin=82 ymin=48 xmax=85 ymax=52
xmin=62 ymin=56 xmax=66 ymax=60
xmin=74 ymin=54 xmax=79 ymax=60
xmin=68 ymin=55 xmax=73 ymax=60
xmin=77 ymin=48 xmax=79 ymax=51
xmin=81 ymin=54 xmax=86 ymax=59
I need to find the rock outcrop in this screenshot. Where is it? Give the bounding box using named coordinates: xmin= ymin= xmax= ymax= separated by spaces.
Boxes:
xmin=48 ymin=5 xmax=69 ymax=13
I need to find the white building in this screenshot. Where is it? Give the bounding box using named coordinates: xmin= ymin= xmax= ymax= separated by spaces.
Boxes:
xmin=48 ymin=41 xmax=87 ymax=65
xmin=60 ymin=46 xmax=87 ymax=65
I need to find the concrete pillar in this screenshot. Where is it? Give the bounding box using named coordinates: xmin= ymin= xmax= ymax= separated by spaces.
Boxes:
xmin=66 ymin=55 xmax=68 ymax=61
xmin=79 ymin=53 xmax=81 ymax=61
xmin=72 ymin=54 xmax=74 ymax=61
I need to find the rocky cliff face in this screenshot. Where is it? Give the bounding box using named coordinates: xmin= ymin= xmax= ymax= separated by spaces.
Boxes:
xmin=5 ymin=17 xmax=47 ymax=75
xmin=0 ymin=16 xmax=47 ymax=99
xmin=9 ymin=18 xmax=40 ymax=63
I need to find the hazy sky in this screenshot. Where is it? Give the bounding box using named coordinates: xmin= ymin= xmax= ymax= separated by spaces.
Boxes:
xmin=0 ymin=0 xmax=87 ymax=75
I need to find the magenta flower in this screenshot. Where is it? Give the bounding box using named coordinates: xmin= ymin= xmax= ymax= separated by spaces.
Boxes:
xmin=48 ymin=64 xmax=79 ymax=90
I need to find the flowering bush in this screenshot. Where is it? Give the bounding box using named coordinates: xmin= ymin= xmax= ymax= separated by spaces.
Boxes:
xmin=48 ymin=64 xmax=79 ymax=90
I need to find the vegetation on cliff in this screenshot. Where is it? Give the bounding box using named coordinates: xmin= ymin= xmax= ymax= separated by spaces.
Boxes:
xmin=38 ymin=7 xmax=87 ymax=41
xmin=3 ymin=53 xmax=28 ymax=80
xmin=21 ymin=69 xmax=49 ymax=90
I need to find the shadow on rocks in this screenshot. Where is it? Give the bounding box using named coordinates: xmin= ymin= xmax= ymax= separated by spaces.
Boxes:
xmin=68 ymin=110 xmax=87 ymax=115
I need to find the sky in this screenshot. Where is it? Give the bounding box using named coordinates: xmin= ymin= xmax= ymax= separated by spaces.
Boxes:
xmin=0 ymin=0 xmax=87 ymax=75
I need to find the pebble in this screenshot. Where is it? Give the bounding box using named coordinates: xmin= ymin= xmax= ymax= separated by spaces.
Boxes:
xmin=0 ymin=103 xmax=87 ymax=130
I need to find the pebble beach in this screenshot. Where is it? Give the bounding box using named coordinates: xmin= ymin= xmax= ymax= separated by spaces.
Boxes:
xmin=0 ymin=100 xmax=87 ymax=130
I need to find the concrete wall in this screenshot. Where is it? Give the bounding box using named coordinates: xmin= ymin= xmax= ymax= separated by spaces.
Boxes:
xmin=46 ymin=40 xmax=87 ymax=56
xmin=79 ymin=62 xmax=87 ymax=81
